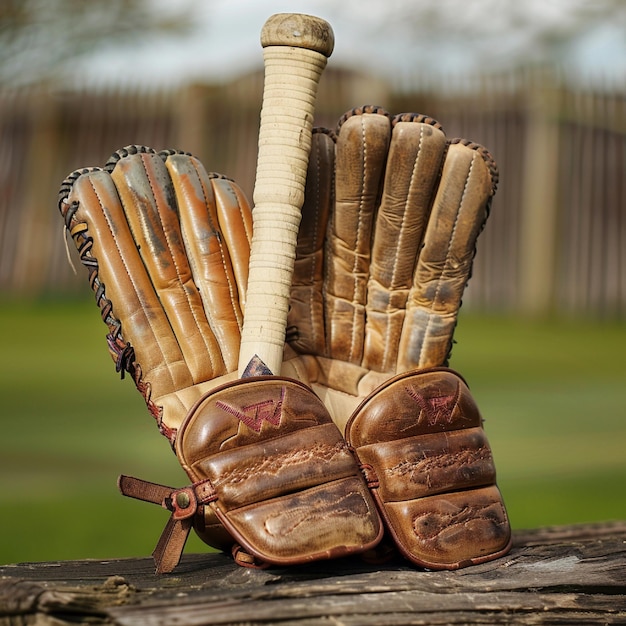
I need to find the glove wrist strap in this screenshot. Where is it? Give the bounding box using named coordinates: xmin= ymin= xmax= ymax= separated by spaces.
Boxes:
xmin=117 ymin=475 xmax=218 ymax=574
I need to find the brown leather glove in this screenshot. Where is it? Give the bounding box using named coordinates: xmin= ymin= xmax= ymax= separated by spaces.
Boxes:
xmin=282 ymin=106 xmax=512 ymax=569
xmin=59 ymin=146 xmax=382 ymax=573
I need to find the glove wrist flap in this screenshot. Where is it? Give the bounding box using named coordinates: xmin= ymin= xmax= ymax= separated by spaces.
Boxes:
xmin=121 ymin=375 xmax=384 ymax=573
xmin=345 ymin=367 xmax=511 ymax=570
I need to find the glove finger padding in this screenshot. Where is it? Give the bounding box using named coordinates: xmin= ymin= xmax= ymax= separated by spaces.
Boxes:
xmin=288 ymin=107 xmax=511 ymax=568
xmin=293 ymin=107 xmax=497 ymax=376
xmin=60 ymin=147 xmax=251 ymax=439
xmin=288 ymin=127 xmax=335 ymax=356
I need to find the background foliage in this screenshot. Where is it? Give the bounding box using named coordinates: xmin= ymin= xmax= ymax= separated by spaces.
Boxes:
xmin=0 ymin=0 xmax=192 ymax=85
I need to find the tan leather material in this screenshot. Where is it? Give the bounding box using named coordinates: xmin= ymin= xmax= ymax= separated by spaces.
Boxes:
xmin=398 ymin=142 xmax=495 ymax=370
xmin=355 ymin=428 xmax=496 ymax=502
xmin=288 ymin=110 xmax=497 ymax=384
xmin=345 ymin=368 xmax=511 ymax=570
xmin=383 ymin=487 xmax=511 ymax=569
xmin=165 ymin=154 xmax=249 ymax=373
xmin=346 ymin=368 xmax=480 ymax=445
xmin=221 ymin=476 xmax=382 ymax=564
xmin=210 ymin=177 xmax=253 ymax=309
xmin=69 ymin=169 xmax=195 ymax=401
xmin=289 ymin=128 xmax=335 ymax=357
xmin=64 ymin=148 xmax=252 ymax=436
xmin=176 ymin=376 xmax=383 ymax=565
xmin=364 ymin=121 xmax=447 ymax=372
xmin=284 ymin=112 xmax=509 ymax=570
xmin=111 ymin=153 xmax=227 ymax=384
xmin=190 ymin=423 xmax=358 ymax=508
xmin=326 ymin=112 xmax=391 ymax=365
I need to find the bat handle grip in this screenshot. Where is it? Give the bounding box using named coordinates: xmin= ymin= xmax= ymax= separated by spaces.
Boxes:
xmin=238 ymin=14 xmax=334 ymax=376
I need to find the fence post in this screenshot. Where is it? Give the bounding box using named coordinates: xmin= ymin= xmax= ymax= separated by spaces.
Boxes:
xmin=518 ymin=72 xmax=562 ymax=316
xmin=174 ymin=83 xmax=215 ymax=162
xmin=11 ymin=87 xmax=61 ymax=294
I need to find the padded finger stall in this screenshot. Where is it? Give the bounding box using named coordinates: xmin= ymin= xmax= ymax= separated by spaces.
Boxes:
xmin=398 ymin=141 xmax=498 ymax=371
xmin=364 ymin=115 xmax=448 ymax=373
xmin=326 ymin=107 xmax=391 ymax=365
xmin=289 ymin=108 xmax=498 ymax=379
xmin=289 ymin=128 xmax=336 ymax=357
xmin=345 ymin=368 xmax=511 ymax=569
xmin=59 ymin=146 xmax=254 ymax=437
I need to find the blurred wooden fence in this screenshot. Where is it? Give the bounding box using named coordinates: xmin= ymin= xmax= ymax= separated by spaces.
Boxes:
xmin=0 ymin=67 xmax=624 ymax=317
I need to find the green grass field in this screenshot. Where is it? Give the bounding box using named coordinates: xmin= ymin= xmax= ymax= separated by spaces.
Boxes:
xmin=1 ymin=298 xmax=625 ymax=566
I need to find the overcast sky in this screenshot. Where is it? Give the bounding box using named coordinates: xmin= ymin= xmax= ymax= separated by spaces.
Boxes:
xmin=72 ymin=0 xmax=626 ymax=88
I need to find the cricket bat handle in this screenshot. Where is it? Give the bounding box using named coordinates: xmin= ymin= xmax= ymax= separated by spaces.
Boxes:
xmin=238 ymin=13 xmax=334 ymax=376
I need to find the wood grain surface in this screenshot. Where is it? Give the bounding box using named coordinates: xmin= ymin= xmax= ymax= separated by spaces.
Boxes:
xmin=1 ymin=522 xmax=625 ymax=625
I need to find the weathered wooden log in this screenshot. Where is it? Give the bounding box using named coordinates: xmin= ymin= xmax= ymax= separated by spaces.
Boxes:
xmin=1 ymin=522 xmax=625 ymax=625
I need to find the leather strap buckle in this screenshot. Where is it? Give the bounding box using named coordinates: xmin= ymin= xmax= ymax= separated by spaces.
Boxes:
xmin=117 ymin=474 xmax=216 ymax=574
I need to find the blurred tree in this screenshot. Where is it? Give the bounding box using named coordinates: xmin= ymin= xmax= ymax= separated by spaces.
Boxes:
xmin=0 ymin=0 xmax=194 ymax=85
xmin=324 ymin=0 xmax=626 ymax=73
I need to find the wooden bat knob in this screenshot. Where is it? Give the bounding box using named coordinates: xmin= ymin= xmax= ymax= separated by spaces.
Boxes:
xmin=261 ymin=13 xmax=334 ymax=57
